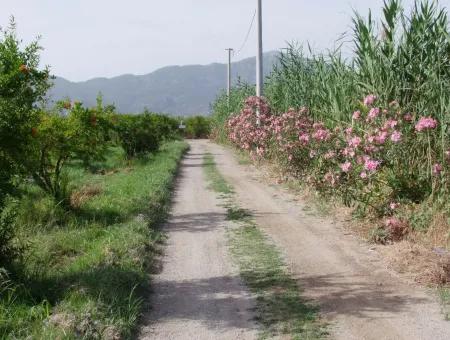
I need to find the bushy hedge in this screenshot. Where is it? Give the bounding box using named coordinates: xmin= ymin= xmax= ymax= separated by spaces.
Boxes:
xmin=184 ymin=115 xmax=211 ymax=139
xmin=114 ymin=112 xmax=180 ymax=158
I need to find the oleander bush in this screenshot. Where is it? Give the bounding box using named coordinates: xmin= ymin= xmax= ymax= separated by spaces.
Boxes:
xmin=214 ymin=0 xmax=450 ymax=240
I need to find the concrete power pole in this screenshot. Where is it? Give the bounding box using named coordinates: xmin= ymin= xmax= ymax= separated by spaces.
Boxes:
xmin=225 ymin=48 xmax=234 ymax=106
xmin=256 ymin=0 xmax=263 ymax=98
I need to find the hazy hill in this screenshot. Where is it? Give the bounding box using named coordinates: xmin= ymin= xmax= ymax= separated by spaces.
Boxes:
xmin=48 ymin=52 xmax=279 ymax=115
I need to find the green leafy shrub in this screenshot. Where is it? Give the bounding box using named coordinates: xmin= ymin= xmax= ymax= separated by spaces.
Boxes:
xmin=184 ymin=116 xmax=211 ymax=139
xmin=114 ymin=112 xmax=179 ymax=158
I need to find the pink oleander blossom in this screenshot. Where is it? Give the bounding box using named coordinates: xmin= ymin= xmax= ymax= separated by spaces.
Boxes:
xmin=364 ymin=158 xmax=381 ymax=172
xmin=340 ymin=161 xmax=352 ymax=173
xmin=375 ymin=131 xmax=388 ymax=144
xmin=313 ymin=128 xmax=331 ymax=141
xmin=390 ymin=130 xmax=402 ymax=143
xmin=363 ymin=94 xmax=377 ymax=107
xmin=367 ymin=107 xmax=380 ymax=120
xmin=349 ymin=136 xmax=362 ymax=148
xmin=415 ymin=117 xmax=438 ymax=132
xmin=433 ymin=163 xmax=443 ymax=176
xmin=299 ymin=133 xmax=310 ymax=144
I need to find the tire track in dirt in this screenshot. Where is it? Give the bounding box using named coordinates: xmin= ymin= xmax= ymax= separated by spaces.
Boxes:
xmin=139 ymin=141 xmax=257 ymax=340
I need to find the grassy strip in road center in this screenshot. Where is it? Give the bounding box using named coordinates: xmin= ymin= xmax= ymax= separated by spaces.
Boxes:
xmin=203 ymin=153 xmax=327 ymax=339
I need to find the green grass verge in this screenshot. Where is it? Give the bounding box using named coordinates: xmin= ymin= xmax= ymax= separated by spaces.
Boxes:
xmin=203 ymin=153 xmax=327 ymax=339
xmin=439 ymin=288 xmax=450 ymax=321
xmin=1 ymin=141 xmax=189 ymax=339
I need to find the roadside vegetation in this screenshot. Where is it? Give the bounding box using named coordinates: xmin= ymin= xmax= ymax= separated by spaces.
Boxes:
xmin=0 ymin=20 xmax=188 ymax=338
xmin=181 ymin=115 xmax=211 ymax=139
xmin=203 ymin=153 xmax=326 ymax=339
xmin=211 ymin=0 xmax=450 ymax=286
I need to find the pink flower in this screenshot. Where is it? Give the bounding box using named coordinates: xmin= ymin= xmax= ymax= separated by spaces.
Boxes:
xmin=324 ymin=151 xmax=336 ymax=160
xmin=433 ymin=163 xmax=443 ymax=176
xmin=390 ymin=130 xmax=402 ymax=143
xmin=312 ymin=128 xmax=331 ymax=141
xmin=364 ymin=158 xmax=381 ymax=172
xmin=384 ymin=119 xmax=398 ymax=129
xmin=352 ymin=111 xmax=361 ymax=120
xmin=415 ymin=117 xmax=438 ymax=132
xmin=345 ymin=127 xmax=353 ymax=135
xmin=349 ymin=136 xmax=362 ymax=148
xmin=360 ymin=171 xmax=368 ymax=179
xmin=363 ymin=94 xmax=377 ymax=107
xmin=375 ymin=131 xmax=388 ymax=144
xmin=299 ymin=133 xmax=310 ymax=144
xmin=367 ymin=107 xmax=380 ymax=120
xmin=340 ymin=161 xmax=352 ymax=173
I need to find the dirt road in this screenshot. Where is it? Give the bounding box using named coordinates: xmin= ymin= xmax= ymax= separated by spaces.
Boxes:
xmin=205 ymin=140 xmax=450 ymax=340
xmin=141 ymin=140 xmax=450 ymax=340
xmin=139 ymin=141 xmax=258 ymax=340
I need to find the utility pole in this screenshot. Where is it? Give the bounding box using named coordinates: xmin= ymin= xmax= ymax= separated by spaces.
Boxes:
xmin=256 ymin=0 xmax=263 ymax=98
xmin=225 ymin=48 xmax=234 ymax=106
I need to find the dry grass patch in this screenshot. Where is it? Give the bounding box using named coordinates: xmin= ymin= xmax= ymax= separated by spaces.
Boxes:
xmin=70 ymin=184 xmax=102 ymax=209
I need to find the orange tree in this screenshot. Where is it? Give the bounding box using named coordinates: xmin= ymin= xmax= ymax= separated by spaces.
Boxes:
xmin=28 ymin=101 xmax=112 ymax=204
xmin=0 ymin=20 xmax=50 ymax=205
xmin=0 ymin=20 xmax=50 ymax=262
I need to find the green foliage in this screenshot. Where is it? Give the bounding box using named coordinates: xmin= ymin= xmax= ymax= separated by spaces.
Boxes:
xmin=210 ymin=82 xmax=254 ymax=142
xmin=184 ymin=115 xmax=211 ymax=139
xmin=1 ymin=141 xmax=188 ymax=339
xmin=26 ymin=101 xmax=113 ymax=203
xmin=0 ymin=19 xmax=51 ymax=205
xmin=114 ymin=111 xmax=180 ymax=158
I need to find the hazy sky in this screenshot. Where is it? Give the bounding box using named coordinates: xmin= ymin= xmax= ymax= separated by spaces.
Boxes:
xmin=1 ymin=0 xmax=449 ymax=81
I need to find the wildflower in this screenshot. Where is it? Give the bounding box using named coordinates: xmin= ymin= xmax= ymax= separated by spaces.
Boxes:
xmin=432 ymin=163 xmax=443 ymax=176
xmin=364 ymin=158 xmax=381 ymax=172
xmin=415 ymin=117 xmax=438 ymax=132
xmin=367 ymin=107 xmax=380 ymax=120
xmin=360 ymin=171 xmax=368 ymax=179
xmin=288 ymin=154 xmax=293 ymax=162
xmin=390 ymin=130 xmax=402 ymax=143
xmin=363 ymin=94 xmax=377 ymax=107
xmin=352 ymin=111 xmax=361 ymax=120
xmin=345 ymin=127 xmax=353 ymax=135
xmin=309 ymin=150 xmax=317 ymax=158
xmin=340 ymin=161 xmax=352 ymax=173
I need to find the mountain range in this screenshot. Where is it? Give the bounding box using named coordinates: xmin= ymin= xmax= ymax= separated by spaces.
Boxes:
xmin=47 ymin=52 xmax=279 ymax=116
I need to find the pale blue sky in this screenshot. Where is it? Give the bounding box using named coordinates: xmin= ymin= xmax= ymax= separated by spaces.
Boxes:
xmin=1 ymin=0 xmax=449 ymax=81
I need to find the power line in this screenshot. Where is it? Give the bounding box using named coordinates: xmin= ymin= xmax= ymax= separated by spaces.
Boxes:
xmin=235 ymin=9 xmax=257 ymax=56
